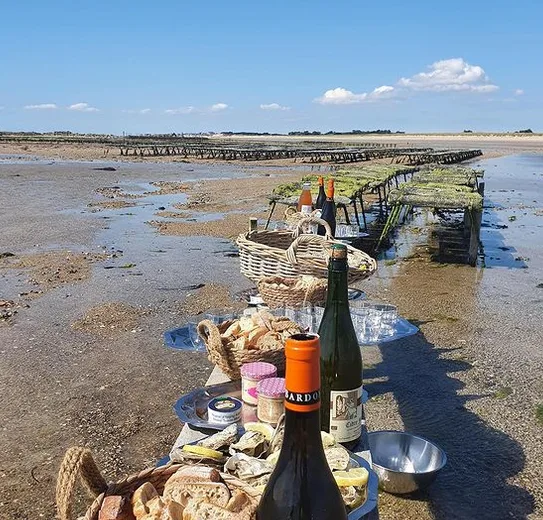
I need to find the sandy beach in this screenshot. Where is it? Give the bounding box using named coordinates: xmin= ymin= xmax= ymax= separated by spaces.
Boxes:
xmin=0 ymin=143 xmax=542 ymax=519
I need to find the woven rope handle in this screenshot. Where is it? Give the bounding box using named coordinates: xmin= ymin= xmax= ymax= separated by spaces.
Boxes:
xmin=56 ymin=447 xmax=108 ymax=520
xmin=302 ymin=278 xmax=323 ymax=307
xmin=285 ymin=234 xmax=330 ymax=266
xmin=292 ymin=216 xmax=332 ymax=239
xmin=198 ymin=319 xmax=229 ymax=362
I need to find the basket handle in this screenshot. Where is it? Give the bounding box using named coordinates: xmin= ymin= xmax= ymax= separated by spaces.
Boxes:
xmin=285 ymin=234 xmax=330 ymax=266
xmin=198 ymin=319 xmax=229 ymax=361
xmin=302 ymin=278 xmax=324 ymax=307
xmin=292 ymin=216 xmax=333 ymax=239
xmin=56 ymin=447 xmax=108 ymax=520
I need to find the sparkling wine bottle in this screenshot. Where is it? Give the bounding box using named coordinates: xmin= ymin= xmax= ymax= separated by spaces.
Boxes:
xmin=318 ymin=179 xmax=336 ymax=237
xmin=318 ymin=244 xmax=363 ymax=450
xmin=315 ymin=176 xmax=326 ymax=210
xmin=256 ymin=334 xmax=347 ymax=520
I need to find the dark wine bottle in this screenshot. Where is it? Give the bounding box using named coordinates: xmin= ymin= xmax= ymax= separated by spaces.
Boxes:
xmin=318 ymin=179 xmax=336 ymax=237
xmin=256 ymin=334 xmax=347 ymax=520
xmin=318 ymin=244 xmax=363 ymax=451
xmin=315 ymin=176 xmax=326 ymax=210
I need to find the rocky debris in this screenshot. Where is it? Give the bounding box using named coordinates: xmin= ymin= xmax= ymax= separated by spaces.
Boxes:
xmin=96 ymin=186 xmax=143 ymax=199
xmin=72 ymin=302 xmax=150 ymax=337
xmin=87 ymin=200 xmax=138 ymax=211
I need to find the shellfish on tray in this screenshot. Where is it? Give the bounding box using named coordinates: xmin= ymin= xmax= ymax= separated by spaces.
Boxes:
xmin=229 ymin=430 xmax=268 ymax=458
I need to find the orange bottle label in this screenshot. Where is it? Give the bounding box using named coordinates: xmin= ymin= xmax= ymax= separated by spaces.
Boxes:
xmin=284 ymin=334 xmax=321 ymax=412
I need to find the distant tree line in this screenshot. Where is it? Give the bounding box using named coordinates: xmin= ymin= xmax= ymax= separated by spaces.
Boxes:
xmin=288 ymin=129 xmax=404 ymax=136
xmin=220 ymin=131 xmax=283 ymax=136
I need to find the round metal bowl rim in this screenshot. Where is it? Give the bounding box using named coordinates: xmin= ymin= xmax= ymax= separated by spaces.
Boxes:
xmin=368 ymin=430 xmax=448 ymax=475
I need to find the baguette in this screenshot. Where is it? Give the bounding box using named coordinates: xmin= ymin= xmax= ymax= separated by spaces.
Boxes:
xmin=163 ymin=481 xmax=230 ymax=508
xmin=164 ymin=466 xmax=221 ymax=485
xmin=182 ymin=498 xmax=253 ymax=520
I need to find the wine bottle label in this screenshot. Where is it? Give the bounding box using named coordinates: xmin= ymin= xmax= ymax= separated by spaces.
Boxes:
xmin=329 ymin=387 xmax=362 ymax=443
xmin=285 ymin=390 xmax=320 ymax=407
xmin=301 ymin=204 xmax=312 ymax=215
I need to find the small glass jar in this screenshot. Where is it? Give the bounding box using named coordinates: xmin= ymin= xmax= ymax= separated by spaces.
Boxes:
xmin=240 ymin=362 xmax=277 ymax=405
xmin=257 ymin=377 xmax=285 ymax=424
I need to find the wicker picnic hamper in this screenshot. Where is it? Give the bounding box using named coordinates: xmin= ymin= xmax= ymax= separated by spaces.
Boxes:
xmin=237 ymin=216 xmax=377 ymax=283
xmin=198 ymin=319 xmax=293 ymax=379
xmin=257 ymin=275 xmax=328 ymax=309
xmin=56 ymin=447 xmax=259 ymax=520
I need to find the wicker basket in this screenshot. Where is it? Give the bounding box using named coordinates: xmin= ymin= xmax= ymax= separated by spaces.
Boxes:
xmin=258 ymin=276 xmax=327 ymax=309
xmin=237 ymin=216 xmax=377 ymax=283
xmin=56 ymin=447 xmax=259 ymax=520
xmin=198 ymin=319 xmax=288 ymax=379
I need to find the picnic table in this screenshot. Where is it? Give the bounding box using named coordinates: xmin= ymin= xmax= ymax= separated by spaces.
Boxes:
xmin=171 ymin=365 xmax=380 ymax=519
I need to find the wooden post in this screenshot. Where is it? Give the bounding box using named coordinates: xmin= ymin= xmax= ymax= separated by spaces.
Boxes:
xmin=468 ymin=209 xmax=482 ymax=266
xmin=265 ymin=201 xmax=277 ymax=230
xmin=358 ymin=193 xmax=368 ymax=232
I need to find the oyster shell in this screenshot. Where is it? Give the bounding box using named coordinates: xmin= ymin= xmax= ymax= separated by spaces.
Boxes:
xmin=340 ymin=485 xmax=365 ymax=509
xmin=197 ymin=423 xmax=239 ymax=450
xmin=224 ymin=452 xmax=274 ymax=486
xmin=229 ymin=430 xmax=268 ymax=457
xmin=325 ymin=445 xmax=351 ymax=471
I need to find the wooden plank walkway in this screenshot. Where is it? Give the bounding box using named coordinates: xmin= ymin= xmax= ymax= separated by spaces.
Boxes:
xmin=117 ymin=144 xmax=433 ymax=163
xmin=393 ymin=149 xmax=483 ymax=165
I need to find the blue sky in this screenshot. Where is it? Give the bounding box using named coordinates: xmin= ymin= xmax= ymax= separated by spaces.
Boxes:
xmin=0 ymin=0 xmax=541 ymax=134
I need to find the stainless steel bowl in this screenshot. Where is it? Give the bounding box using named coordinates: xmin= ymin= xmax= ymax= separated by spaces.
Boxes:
xmin=368 ymin=430 xmax=447 ymax=494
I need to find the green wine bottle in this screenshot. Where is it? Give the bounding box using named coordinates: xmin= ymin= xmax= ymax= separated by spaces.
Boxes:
xmin=318 ymin=244 xmax=363 ymax=450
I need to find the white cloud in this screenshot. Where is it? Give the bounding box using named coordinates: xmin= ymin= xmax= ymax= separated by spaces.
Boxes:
xmin=260 ymin=103 xmax=290 ymax=111
xmin=165 ymin=106 xmax=196 ymax=115
xmin=24 ymin=103 xmax=58 ymax=110
xmin=210 ymin=103 xmax=228 ymax=112
xmin=514 ymin=89 xmax=524 ymax=96
xmin=68 ymin=102 xmax=99 ymax=112
xmin=398 ymin=58 xmax=498 ymax=92
xmin=123 ymin=108 xmax=151 ymax=114
xmin=316 ymin=58 xmax=498 ymax=106
xmin=315 ymin=85 xmax=395 ymax=105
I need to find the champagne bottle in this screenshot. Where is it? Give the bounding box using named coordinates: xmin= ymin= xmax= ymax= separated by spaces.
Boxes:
xmin=315 ymin=176 xmax=326 ymax=210
xmin=318 ymin=179 xmax=336 ymax=236
xmin=257 ymin=334 xmax=347 ymax=520
xmin=297 ymin=182 xmax=313 ymax=215
xmin=318 ymin=244 xmax=362 ymax=451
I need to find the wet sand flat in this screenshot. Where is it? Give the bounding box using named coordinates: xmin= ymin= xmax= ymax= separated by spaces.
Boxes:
xmin=0 ymin=152 xmax=542 ymax=519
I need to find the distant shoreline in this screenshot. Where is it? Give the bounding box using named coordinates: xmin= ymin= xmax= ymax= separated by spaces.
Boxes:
xmin=1 ymin=134 xmax=543 ymax=164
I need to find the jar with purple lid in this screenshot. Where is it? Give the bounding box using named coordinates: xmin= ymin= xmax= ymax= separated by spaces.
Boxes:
xmin=240 ymin=362 xmax=277 ymax=405
xmin=257 ymin=377 xmax=285 ymax=424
